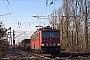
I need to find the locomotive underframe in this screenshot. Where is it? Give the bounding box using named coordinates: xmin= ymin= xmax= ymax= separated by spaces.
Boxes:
xmin=41 ymin=46 xmax=60 ymax=54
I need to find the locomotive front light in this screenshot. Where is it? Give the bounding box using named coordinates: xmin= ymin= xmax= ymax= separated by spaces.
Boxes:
xmin=41 ymin=44 xmax=44 ymax=46
xmin=58 ymin=44 xmax=60 ymax=46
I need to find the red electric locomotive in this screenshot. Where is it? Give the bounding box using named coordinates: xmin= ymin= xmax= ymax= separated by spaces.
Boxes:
xmin=30 ymin=26 xmax=60 ymax=54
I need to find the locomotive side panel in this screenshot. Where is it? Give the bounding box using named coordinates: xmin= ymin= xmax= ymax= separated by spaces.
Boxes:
xmin=31 ymin=32 xmax=41 ymax=50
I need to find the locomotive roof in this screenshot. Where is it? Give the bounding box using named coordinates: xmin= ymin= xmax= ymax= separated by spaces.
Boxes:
xmin=34 ymin=26 xmax=58 ymax=33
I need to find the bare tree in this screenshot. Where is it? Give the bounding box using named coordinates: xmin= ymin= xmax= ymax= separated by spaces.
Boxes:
xmin=49 ymin=0 xmax=90 ymax=53
xmin=0 ymin=21 xmax=8 ymax=58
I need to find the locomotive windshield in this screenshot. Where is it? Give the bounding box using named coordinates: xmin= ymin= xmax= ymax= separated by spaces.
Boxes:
xmin=42 ymin=31 xmax=59 ymax=38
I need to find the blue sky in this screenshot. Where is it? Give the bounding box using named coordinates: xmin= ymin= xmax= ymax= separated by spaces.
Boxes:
xmin=0 ymin=0 xmax=62 ymax=43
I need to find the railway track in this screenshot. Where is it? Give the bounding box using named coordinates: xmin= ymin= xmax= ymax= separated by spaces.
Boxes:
xmin=4 ymin=49 xmax=90 ymax=60
xmin=30 ymin=54 xmax=90 ymax=60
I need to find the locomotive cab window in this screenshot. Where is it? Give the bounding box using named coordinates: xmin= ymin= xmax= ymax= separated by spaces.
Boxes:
xmin=31 ymin=34 xmax=38 ymax=41
xmin=42 ymin=31 xmax=59 ymax=38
